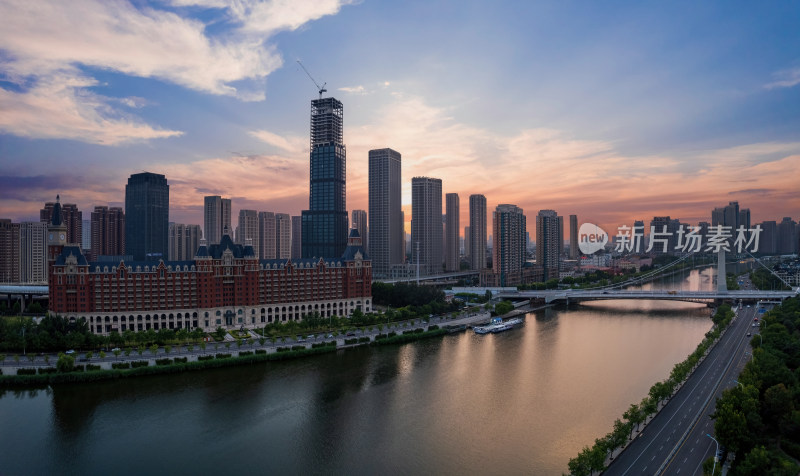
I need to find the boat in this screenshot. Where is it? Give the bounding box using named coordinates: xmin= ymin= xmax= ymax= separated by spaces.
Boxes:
xmin=474 ymin=317 xmax=524 ymax=334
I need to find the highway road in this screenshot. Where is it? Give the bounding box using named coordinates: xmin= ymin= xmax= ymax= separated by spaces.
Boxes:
xmin=604 ymin=299 xmax=763 ymax=475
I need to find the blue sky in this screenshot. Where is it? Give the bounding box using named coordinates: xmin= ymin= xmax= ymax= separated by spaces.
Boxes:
xmin=1 ymin=0 xmax=798 ymax=233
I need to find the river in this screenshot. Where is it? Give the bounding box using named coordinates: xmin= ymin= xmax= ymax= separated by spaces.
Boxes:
xmin=0 ymin=267 xmax=718 ymax=475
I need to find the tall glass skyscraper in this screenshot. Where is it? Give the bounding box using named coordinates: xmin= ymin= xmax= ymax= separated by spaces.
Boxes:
xmin=302 ymin=97 xmax=348 ymax=258
xmin=125 ymin=172 xmax=169 ymax=261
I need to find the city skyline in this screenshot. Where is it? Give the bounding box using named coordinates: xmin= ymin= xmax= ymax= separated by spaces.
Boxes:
xmin=1 ymin=1 xmax=799 ymax=234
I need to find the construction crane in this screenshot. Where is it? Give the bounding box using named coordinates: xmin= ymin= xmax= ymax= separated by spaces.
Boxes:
xmin=297 ymin=60 xmax=327 ymax=99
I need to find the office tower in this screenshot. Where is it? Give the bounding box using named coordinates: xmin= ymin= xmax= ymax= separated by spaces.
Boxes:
xmin=258 ymin=212 xmax=276 ymax=259
xmin=204 ymin=196 xmax=231 ymax=246
xmin=275 ymin=213 xmax=291 ymax=259
xmin=125 ymin=172 xmax=169 ymax=261
xmin=401 ymin=210 xmax=406 ymax=260
xmin=569 ymin=214 xmax=579 ymax=259
xmin=445 ymin=193 xmax=460 ymax=272
xmin=169 ymin=223 xmax=201 ymax=261
xmin=302 ymin=97 xmax=348 ymax=258
xmin=536 ymin=210 xmax=562 ymax=280
xmin=493 ymin=204 xmax=526 ymax=286
xmin=41 ymin=201 xmax=81 ymax=244
xmin=81 ymin=219 xmax=91 ymax=251
xmin=411 ymin=177 xmax=443 ymax=276
xmin=469 ymin=194 xmax=487 ymax=270
xmin=20 ymin=222 xmax=47 ymax=283
xmin=648 ymin=216 xmax=679 ymax=253
xmin=291 ymin=216 xmax=302 ymax=259
xmin=778 ymin=217 xmax=798 ymax=254
xmin=558 ymin=216 xmax=564 ymax=257
xmin=760 ymin=221 xmax=777 ymax=254
xmin=236 ymin=209 xmax=259 ymax=248
xmin=0 ymin=219 xmax=21 ymax=283
xmin=724 ymin=201 xmax=740 ymax=230
xmin=90 ymin=206 xmax=125 ymax=261
xmin=368 ymin=148 xmax=403 ymax=277
xmin=351 ymin=209 xmax=368 ymax=254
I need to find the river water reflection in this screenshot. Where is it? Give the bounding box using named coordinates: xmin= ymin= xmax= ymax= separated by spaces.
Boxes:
xmin=0 ymin=268 xmax=718 ymax=474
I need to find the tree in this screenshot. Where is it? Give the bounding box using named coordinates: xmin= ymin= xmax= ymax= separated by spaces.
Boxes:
xmin=113 ymin=348 xmax=122 ymax=360
xmin=56 ymin=352 xmax=74 ymax=372
xmin=164 ymin=345 xmax=172 ymax=354
xmin=137 ymin=345 xmax=145 ymax=356
xmin=44 ymin=354 xmax=50 ymax=365
xmin=493 ymin=301 xmax=514 ymax=316
xmin=199 ymin=342 xmax=207 ymax=354
xmin=98 ymin=350 xmax=105 ymax=360
xmin=85 ymin=351 xmax=93 ymax=361
xmin=149 ymin=344 xmax=158 ymax=357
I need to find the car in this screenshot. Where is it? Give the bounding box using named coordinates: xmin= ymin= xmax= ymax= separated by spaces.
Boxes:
xmin=65 ymin=349 xmax=75 ymax=354
xmin=747 ymin=332 xmax=751 ymax=336
xmin=327 ymin=334 xmax=334 ymax=338
xmin=296 ymin=336 xmax=306 ymax=342
xmin=346 ymin=332 xmax=356 ymax=337
xmin=307 ymin=335 xmax=315 ymax=339
xmin=111 ymin=347 xmax=121 ymax=352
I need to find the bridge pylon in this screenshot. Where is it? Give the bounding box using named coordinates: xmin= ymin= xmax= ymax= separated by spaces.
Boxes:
xmin=717 ymin=249 xmax=727 ymax=293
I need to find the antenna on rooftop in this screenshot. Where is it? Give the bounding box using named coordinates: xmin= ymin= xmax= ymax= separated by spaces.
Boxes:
xmin=297 ymin=60 xmax=327 ymax=99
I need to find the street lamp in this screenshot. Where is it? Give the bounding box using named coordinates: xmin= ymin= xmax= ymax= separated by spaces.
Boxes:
xmin=706 ymin=434 xmax=720 ymax=474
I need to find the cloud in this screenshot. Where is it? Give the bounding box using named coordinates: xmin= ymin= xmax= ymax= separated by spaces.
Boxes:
xmin=248 ymin=129 xmax=305 ymax=153
xmin=764 ymin=67 xmax=800 ymax=90
xmin=339 ymin=85 xmax=368 ymax=94
xmin=0 ymin=0 xmax=349 ymax=143
xmin=0 ymin=69 xmax=183 ymax=145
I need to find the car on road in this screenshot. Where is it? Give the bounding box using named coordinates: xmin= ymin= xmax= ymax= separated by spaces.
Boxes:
xmin=346 ymin=332 xmax=356 ymax=337
xmin=111 ymin=347 xmax=121 ymax=352
xmin=65 ymin=349 xmax=75 ymax=354
xmin=327 ymin=334 xmax=334 ymax=338
xmin=296 ymin=336 xmax=306 ymax=342
xmin=747 ymin=332 xmax=751 ymax=336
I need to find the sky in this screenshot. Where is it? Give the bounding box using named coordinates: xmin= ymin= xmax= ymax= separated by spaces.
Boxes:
xmin=1 ymin=0 xmax=799 ymax=238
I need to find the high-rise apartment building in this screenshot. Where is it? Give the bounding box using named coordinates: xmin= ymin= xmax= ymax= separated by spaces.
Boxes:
xmin=469 ymin=194 xmax=487 ymax=270
xmin=411 ymin=177 xmax=443 ymax=276
xmin=204 ymin=196 xmax=231 ymax=246
xmin=302 ymin=97 xmax=348 ymax=258
xmin=464 ymin=226 xmax=470 ymax=263
xmin=20 ymin=221 xmax=47 ymax=283
xmin=275 ymin=213 xmax=291 ymax=259
xmin=569 ymin=214 xmax=579 ymax=259
xmin=258 ymin=212 xmax=276 ymax=260
xmin=0 ymin=219 xmax=21 ymax=283
xmin=169 ymin=223 xmax=201 ymax=261
xmin=778 ymin=217 xmax=798 ymax=254
xmin=368 ymin=148 xmax=403 ymax=278
xmin=351 ymin=209 xmax=368 ymax=254
xmin=236 ymin=209 xmax=259 ymax=248
xmin=493 ymin=204 xmax=526 ymax=286
xmin=41 ymin=200 xmax=81 ymax=244
xmin=760 ymin=221 xmax=777 ymax=254
xmin=536 ymin=209 xmax=561 ymax=280
xmin=649 ymin=216 xmax=679 ymax=253
xmin=125 ymin=172 xmax=169 ymax=261
xmin=445 ymin=193 xmax=460 ymax=272
xmin=90 ymin=206 xmax=125 ymax=261
xmin=82 ymin=219 xmax=91 ymax=252
xmin=291 ymin=216 xmax=302 ymax=259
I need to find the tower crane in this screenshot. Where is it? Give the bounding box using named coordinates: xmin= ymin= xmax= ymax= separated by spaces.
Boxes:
xmin=297 ymin=60 xmax=327 ymax=99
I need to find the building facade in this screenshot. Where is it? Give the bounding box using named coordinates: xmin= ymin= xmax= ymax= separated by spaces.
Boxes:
xmin=258 ymin=212 xmax=276 ymax=260
xmin=569 ymin=214 xmax=579 ymax=259
xmin=41 ymin=200 xmax=82 ymax=245
xmin=368 ymin=148 xmax=403 ymax=278
xmin=20 ymin=221 xmax=47 ymax=283
xmin=168 ymin=223 xmax=201 ymax=261
xmin=49 ymin=204 xmax=372 ymax=336
xmin=275 ymin=213 xmax=291 ymax=259
xmin=291 ymin=216 xmax=302 ymax=259
xmin=302 ymin=97 xmax=348 ymax=259
xmin=411 ymin=177 xmax=442 ymax=276
xmin=445 ymin=193 xmax=460 ymax=272
xmin=469 ymin=194 xmax=487 ymax=270
xmin=125 ymin=172 xmax=169 ymax=261
xmin=236 ymin=209 xmax=259 ymax=248
xmin=0 ymin=219 xmax=21 ymax=283
xmin=351 ymin=209 xmax=368 ymax=254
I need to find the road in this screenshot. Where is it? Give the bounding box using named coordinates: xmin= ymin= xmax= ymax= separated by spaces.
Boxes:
xmin=604 ymin=299 xmax=762 ymax=475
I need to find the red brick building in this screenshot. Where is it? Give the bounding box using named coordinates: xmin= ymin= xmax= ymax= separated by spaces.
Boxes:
xmin=48 ymin=199 xmax=371 ymax=335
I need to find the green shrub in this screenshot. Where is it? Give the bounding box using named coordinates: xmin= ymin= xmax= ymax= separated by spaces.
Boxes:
xmin=291 ymin=345 xmax=305 ymax=351
xmin=173 ymin=357 xmax=187 ymax=363
xmin=86 ymin=364 xmax=101 ymax=371
xmin=197 ymin=355 xmax=214 ymax=361
xmin=38 ymin=367 xmax=57 ymax=374
xmin=238 ymin=351 xmax=253 ymax=356
xmin=255 ymin=349 xmax=267 ymax=355
xmin=112 ymin=362 xmax=130 ymax=369
xmin=276 ymin=347 xmax=290 ymax=353
xmin=17 ymin=368 xmax=37 ymax=375
xmin=358 ymin=337 xmax=371 ymax=343
xmin=155 ymin=358 xmax=173 ymax=366
xmin=215 ymin=353 xmax=232 ymax=359
xmin=72 ymin=365 xmax=85 ymax=372
xmin=130 ymin=361 xmax=149 ymax=368
xmin=428 ymin=325 xmax=439 ymax=330
xmin=344 ymin=338 xmax=358 ymax=345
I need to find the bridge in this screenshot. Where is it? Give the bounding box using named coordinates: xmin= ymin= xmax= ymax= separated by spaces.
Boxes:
xmin=497 ymin=288 xmax=797 ymax=304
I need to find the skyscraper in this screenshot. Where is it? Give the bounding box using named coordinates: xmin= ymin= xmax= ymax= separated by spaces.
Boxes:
xmin=291 ymin=215 xmax=302 ymax=259
xmin=258 ymin=212 xmax=276 ymax=260
xmin=0 ymin=219 xmax=21 ymax=283
xmin=536 ymin=209 xmax=561 ymax=280
xmin=469 ymin=194 xmax=487 ymax=270
xmin=20 ymin=221 xmax=47 ymax=283
xmin=275 ymin=213 xmax=291 ymax=259
xmin=493 ymin=204 xmax=526 ymax=286
xmin=41 ymin=201 xmax=81 ymax=244
xmin=778 ymin=217 xmax=798 ymax=254
xmin=760 ymin=221 xmax=777 ymax=254
xmin=125 ymin=172 xmax=169 ymax=261
xmin=302 ymin=97 xmax=348 ymax=258
xmin=445 ymin=193 xmax=460 ymax=272
xmin=411 ymin=177 xmax=443 ymax=276
xmin=236 ymin=209 xmax=259 ymax=247
xmin=368 ymin=148 xmax=403 ymax=278
xmin=91 ymin=206 xmax=125 ymax=260
xmin=569 ymin=214 xmax=579 ymax=259
xmin=351 ymin=209 xmax=368 ymax=254
xmin=204 ymin=196 xmax=231 ymax=245
xmin=81 ymin=219 xmax=91 ymax=252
